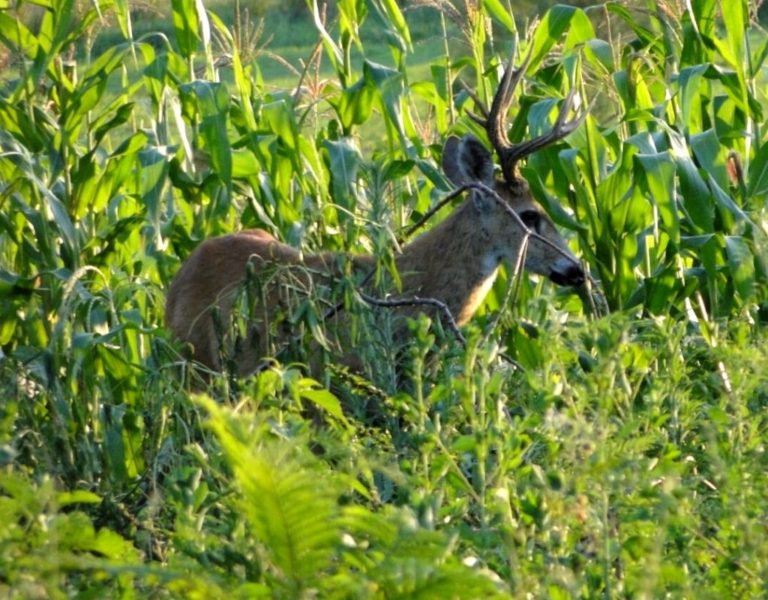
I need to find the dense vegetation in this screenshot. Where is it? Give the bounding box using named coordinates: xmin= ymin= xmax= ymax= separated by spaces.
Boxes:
xmin=1 ymin=0 xmax=767 ymax=597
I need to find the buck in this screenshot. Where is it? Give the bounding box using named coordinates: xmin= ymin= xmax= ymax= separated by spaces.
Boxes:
xmin=166 ymin=54 xmax=587 ymax=377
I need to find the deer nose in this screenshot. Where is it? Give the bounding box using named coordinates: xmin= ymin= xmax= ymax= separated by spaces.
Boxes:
xmin=549 ymin=260 xmax=585 ymax=287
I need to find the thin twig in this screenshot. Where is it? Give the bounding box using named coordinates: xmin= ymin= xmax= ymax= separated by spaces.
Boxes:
xmin=360 ymin=290 xmax=523 ymax=371
xmin=479 ymin=231 xmax=530 ymax=349
xmin=498 ymin=352 xmax=523 ymax=371
xmin=458 ymin=81 xmax=489 ymax=122
xmin=358 ymin=291 xmax=466 ymax=346
xmin=293 ymin=40 xmax=323 ymax=104
xmin=578 ymin=271 xmax=608 ymax=318
xmin=399 ymin=184 xmax=470 ymax=242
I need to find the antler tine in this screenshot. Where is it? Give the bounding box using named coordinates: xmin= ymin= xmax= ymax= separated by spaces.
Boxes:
xmin=502 ymin=87 xmax=591 ymax=170
xmin=458 ymin=82 xmax=490 ymax=123
xmin=474 ymin=43 xmax=589 ymax=180
xmin=487 ymin=46 xmax=532 ymax=167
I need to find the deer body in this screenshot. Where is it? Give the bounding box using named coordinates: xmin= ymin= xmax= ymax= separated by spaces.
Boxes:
xmin=167 ymin=55 xmax=588 ymax=377
xmin=167 ymin=137 xmax=584 ymax=376
xmin=165 ymin=228 xmax=369 ymax=374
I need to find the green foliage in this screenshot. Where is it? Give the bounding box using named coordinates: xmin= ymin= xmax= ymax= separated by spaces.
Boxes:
xmin=162 ymin=396 xmax=504 ymax=596
xmin=1 ymin=0 xmax=768 ymax=596
xmin=0 ymin=472 xmax=140 ymax=597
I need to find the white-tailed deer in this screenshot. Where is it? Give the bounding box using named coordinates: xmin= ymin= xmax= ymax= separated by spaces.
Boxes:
xmin=166 ymin=54 xmax=586 ymax=377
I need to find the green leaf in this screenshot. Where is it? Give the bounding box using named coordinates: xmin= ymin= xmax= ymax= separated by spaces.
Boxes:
xmin=720 ymin=0 xmax=747 ymax=68
xmin=334 ymin=77 xmax=376 ymax=130
xmin=725 ymin=235 xmax=754 ymax=300
xmin=482 ymin=0 xmax=516 ymax=33
xmin=311 ymin=0 xmax=344 ymax=82
xmin=677 ymin=64 xmax=710 ymax=133
xmin=563 ymin=7 xmax=595 ymax=50
xmin=180 ymin=80 xmax=232 ymax=182
xmin=57 ymin=490 xmax=102 ymax=506
xmin=262 ymin=99 xmax=299 ymax=150
xmin=681 ymin=0 xmax=716 ymax=66
xmin=747 ymin=141 xmax=768 ymax=197
xmin=299 ymin=379 xmax=351 ymax=428
xmin=690 ymin=129 xmax=728 ymax=190
xmin=112 ymin=0 xmax=132 ymax=40
xmin=172 ymin=0 xmax=200 ymax=58
xmin=91 ymin=102 xmax=135 ymax=148
xmin=662 ymin=123 xmax=714 ymax=231
xmin=208 ymin=11 xmax=257 ymax=130
xmin=643 ymin=266 xmax=680 ymax=314
xmin=636 ymin=151 xmax=678 ymax=243
xmin=585 ymin=39 xmax=614 ymax=73
xmin=0 ymin=269 xmax=21 ymax=297
xmin=607 ymin=2 xmax=660 ymax=52
xmin=522 ymin=166 xmax=585 ymax=232
xmin=364 ymin=60 xmax=406 ymax=145
xmin=137 ymin=144 xmax=173 ymax=249
xmin=373 ymin=0 xmax=411 ymax=50
xmin=707 ymin=173 xmax=748 ymax=225
xmin=323 ymin=138 xmax=362 ymax=211
xmin=103 ymin=404 xmax=128 ymax=484
xmin=529 ymin=5 xmax=578 ymax=71
xmin=32 ymin=176 xmax=80 ymax=263
xmin=0 ymin=12 xmax=38 ymax=60
xmin=375 ymin=558 xmax=500 ymax=598
xmin=232 ymin=149 xmax=261 ymax=178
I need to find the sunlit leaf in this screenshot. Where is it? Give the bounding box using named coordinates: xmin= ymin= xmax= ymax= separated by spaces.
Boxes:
xmin=482 ymin=0 xmax=516 ymax=33
xmin=529 ymin=5 xmax=581 ymax=71
xmin=172 ymin=0 xmax=200 ymax=58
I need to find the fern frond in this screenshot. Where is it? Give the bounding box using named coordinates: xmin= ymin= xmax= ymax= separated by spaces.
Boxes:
xmin=200 ymin=397 xmax=341 ymax=595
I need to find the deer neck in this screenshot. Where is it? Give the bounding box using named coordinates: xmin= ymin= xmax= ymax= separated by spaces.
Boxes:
xmin=395 ymin=201 xmax=509 ymax=325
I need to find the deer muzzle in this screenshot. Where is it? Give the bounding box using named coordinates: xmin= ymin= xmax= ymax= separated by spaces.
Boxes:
xmin=549 ymin=256 xmax=585 ymax=287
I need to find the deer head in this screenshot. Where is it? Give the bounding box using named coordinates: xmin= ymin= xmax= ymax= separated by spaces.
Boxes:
xmin=440 ymin=49 xmax=586 ymax=289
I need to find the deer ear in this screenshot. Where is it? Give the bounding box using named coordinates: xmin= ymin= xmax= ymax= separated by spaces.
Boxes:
xmin=442 ymin=134 xmax=495 ymax=187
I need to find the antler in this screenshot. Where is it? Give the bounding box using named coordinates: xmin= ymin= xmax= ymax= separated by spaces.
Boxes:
xmin=476 ymin=47 xmax=588 ymax=182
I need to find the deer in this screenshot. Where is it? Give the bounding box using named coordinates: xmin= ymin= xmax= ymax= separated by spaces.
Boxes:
xmin=165 ymin=52 xmax=587 ymax=379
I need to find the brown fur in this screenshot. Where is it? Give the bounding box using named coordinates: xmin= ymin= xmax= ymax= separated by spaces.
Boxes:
xmin=166 ymin=135 xmax=584 ymax=377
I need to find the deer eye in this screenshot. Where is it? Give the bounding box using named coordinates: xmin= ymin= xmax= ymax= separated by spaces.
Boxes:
xmin=518 ymin=210 xmax=541 ymax=231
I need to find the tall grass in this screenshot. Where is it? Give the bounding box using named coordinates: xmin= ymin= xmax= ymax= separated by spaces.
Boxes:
xmin=1 ymin=0 xmax=767 ymax=596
